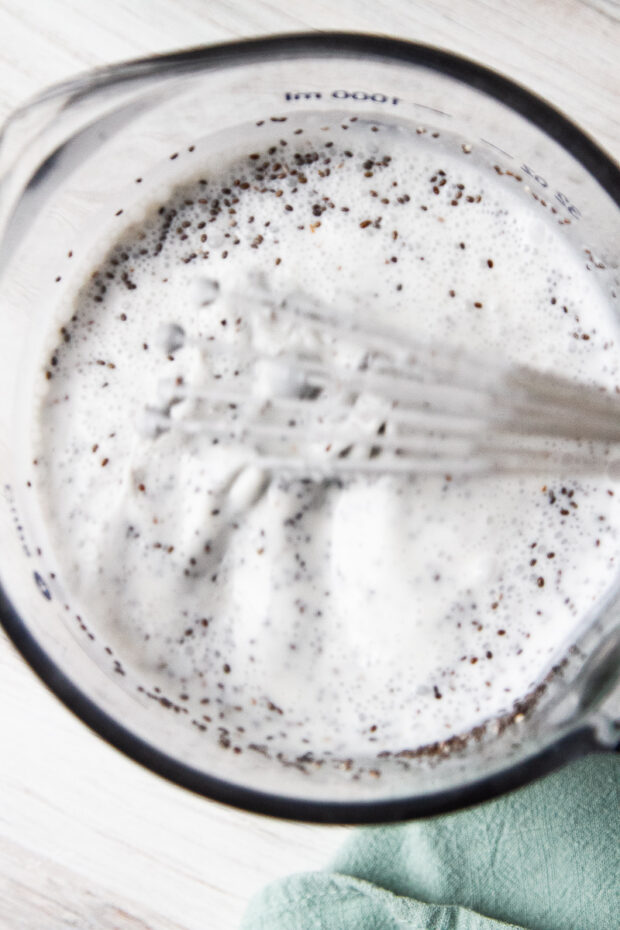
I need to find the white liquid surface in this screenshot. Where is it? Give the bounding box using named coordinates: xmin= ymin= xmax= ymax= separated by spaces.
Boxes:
xmin=31 ymin=116 xmax=620 ymax=759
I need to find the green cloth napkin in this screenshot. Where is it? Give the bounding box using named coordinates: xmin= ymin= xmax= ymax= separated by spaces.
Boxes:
xmin=242 ymin=754 xmax=619 ymax=930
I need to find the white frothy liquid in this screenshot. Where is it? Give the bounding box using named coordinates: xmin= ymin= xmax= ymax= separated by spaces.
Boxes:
xmin=31 ymin=116 xmax=620 ymax=761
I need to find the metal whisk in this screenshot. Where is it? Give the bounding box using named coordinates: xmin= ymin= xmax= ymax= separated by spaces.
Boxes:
xmin=143 ymin=291 xmax=620 ymax=479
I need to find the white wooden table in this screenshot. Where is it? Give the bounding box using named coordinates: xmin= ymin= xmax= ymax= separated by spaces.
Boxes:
xmin=0 ymin=2 xmax=618 ymax=927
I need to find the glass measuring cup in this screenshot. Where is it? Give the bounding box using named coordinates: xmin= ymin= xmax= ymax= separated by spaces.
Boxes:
xmin=0 ymin=33 xmax=618 ymax=823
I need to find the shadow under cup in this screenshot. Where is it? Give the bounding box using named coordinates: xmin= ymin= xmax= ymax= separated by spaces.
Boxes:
xmin=0 ymin=34 xmax=619 ymax=822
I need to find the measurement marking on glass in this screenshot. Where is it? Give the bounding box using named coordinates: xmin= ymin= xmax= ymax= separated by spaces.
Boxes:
xmin=521 ymin=164 xmax=582 ymax=218
xmin=480 ymin=138 xmax=514 ymax=158
xmin=284 ymin=90 xmax=401 ymax=104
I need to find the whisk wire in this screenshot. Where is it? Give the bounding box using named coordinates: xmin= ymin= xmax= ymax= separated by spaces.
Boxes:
xmin=142 ymin=293 xmax=620 ymax=478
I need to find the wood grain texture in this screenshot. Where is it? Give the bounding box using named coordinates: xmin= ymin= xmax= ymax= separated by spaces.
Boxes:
xmin=0 ymin=2 xmax=618 ymax=928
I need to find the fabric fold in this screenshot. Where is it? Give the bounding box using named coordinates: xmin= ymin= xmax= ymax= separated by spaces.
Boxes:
xmin=242 ymin=755 xmax=620 ymax=930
